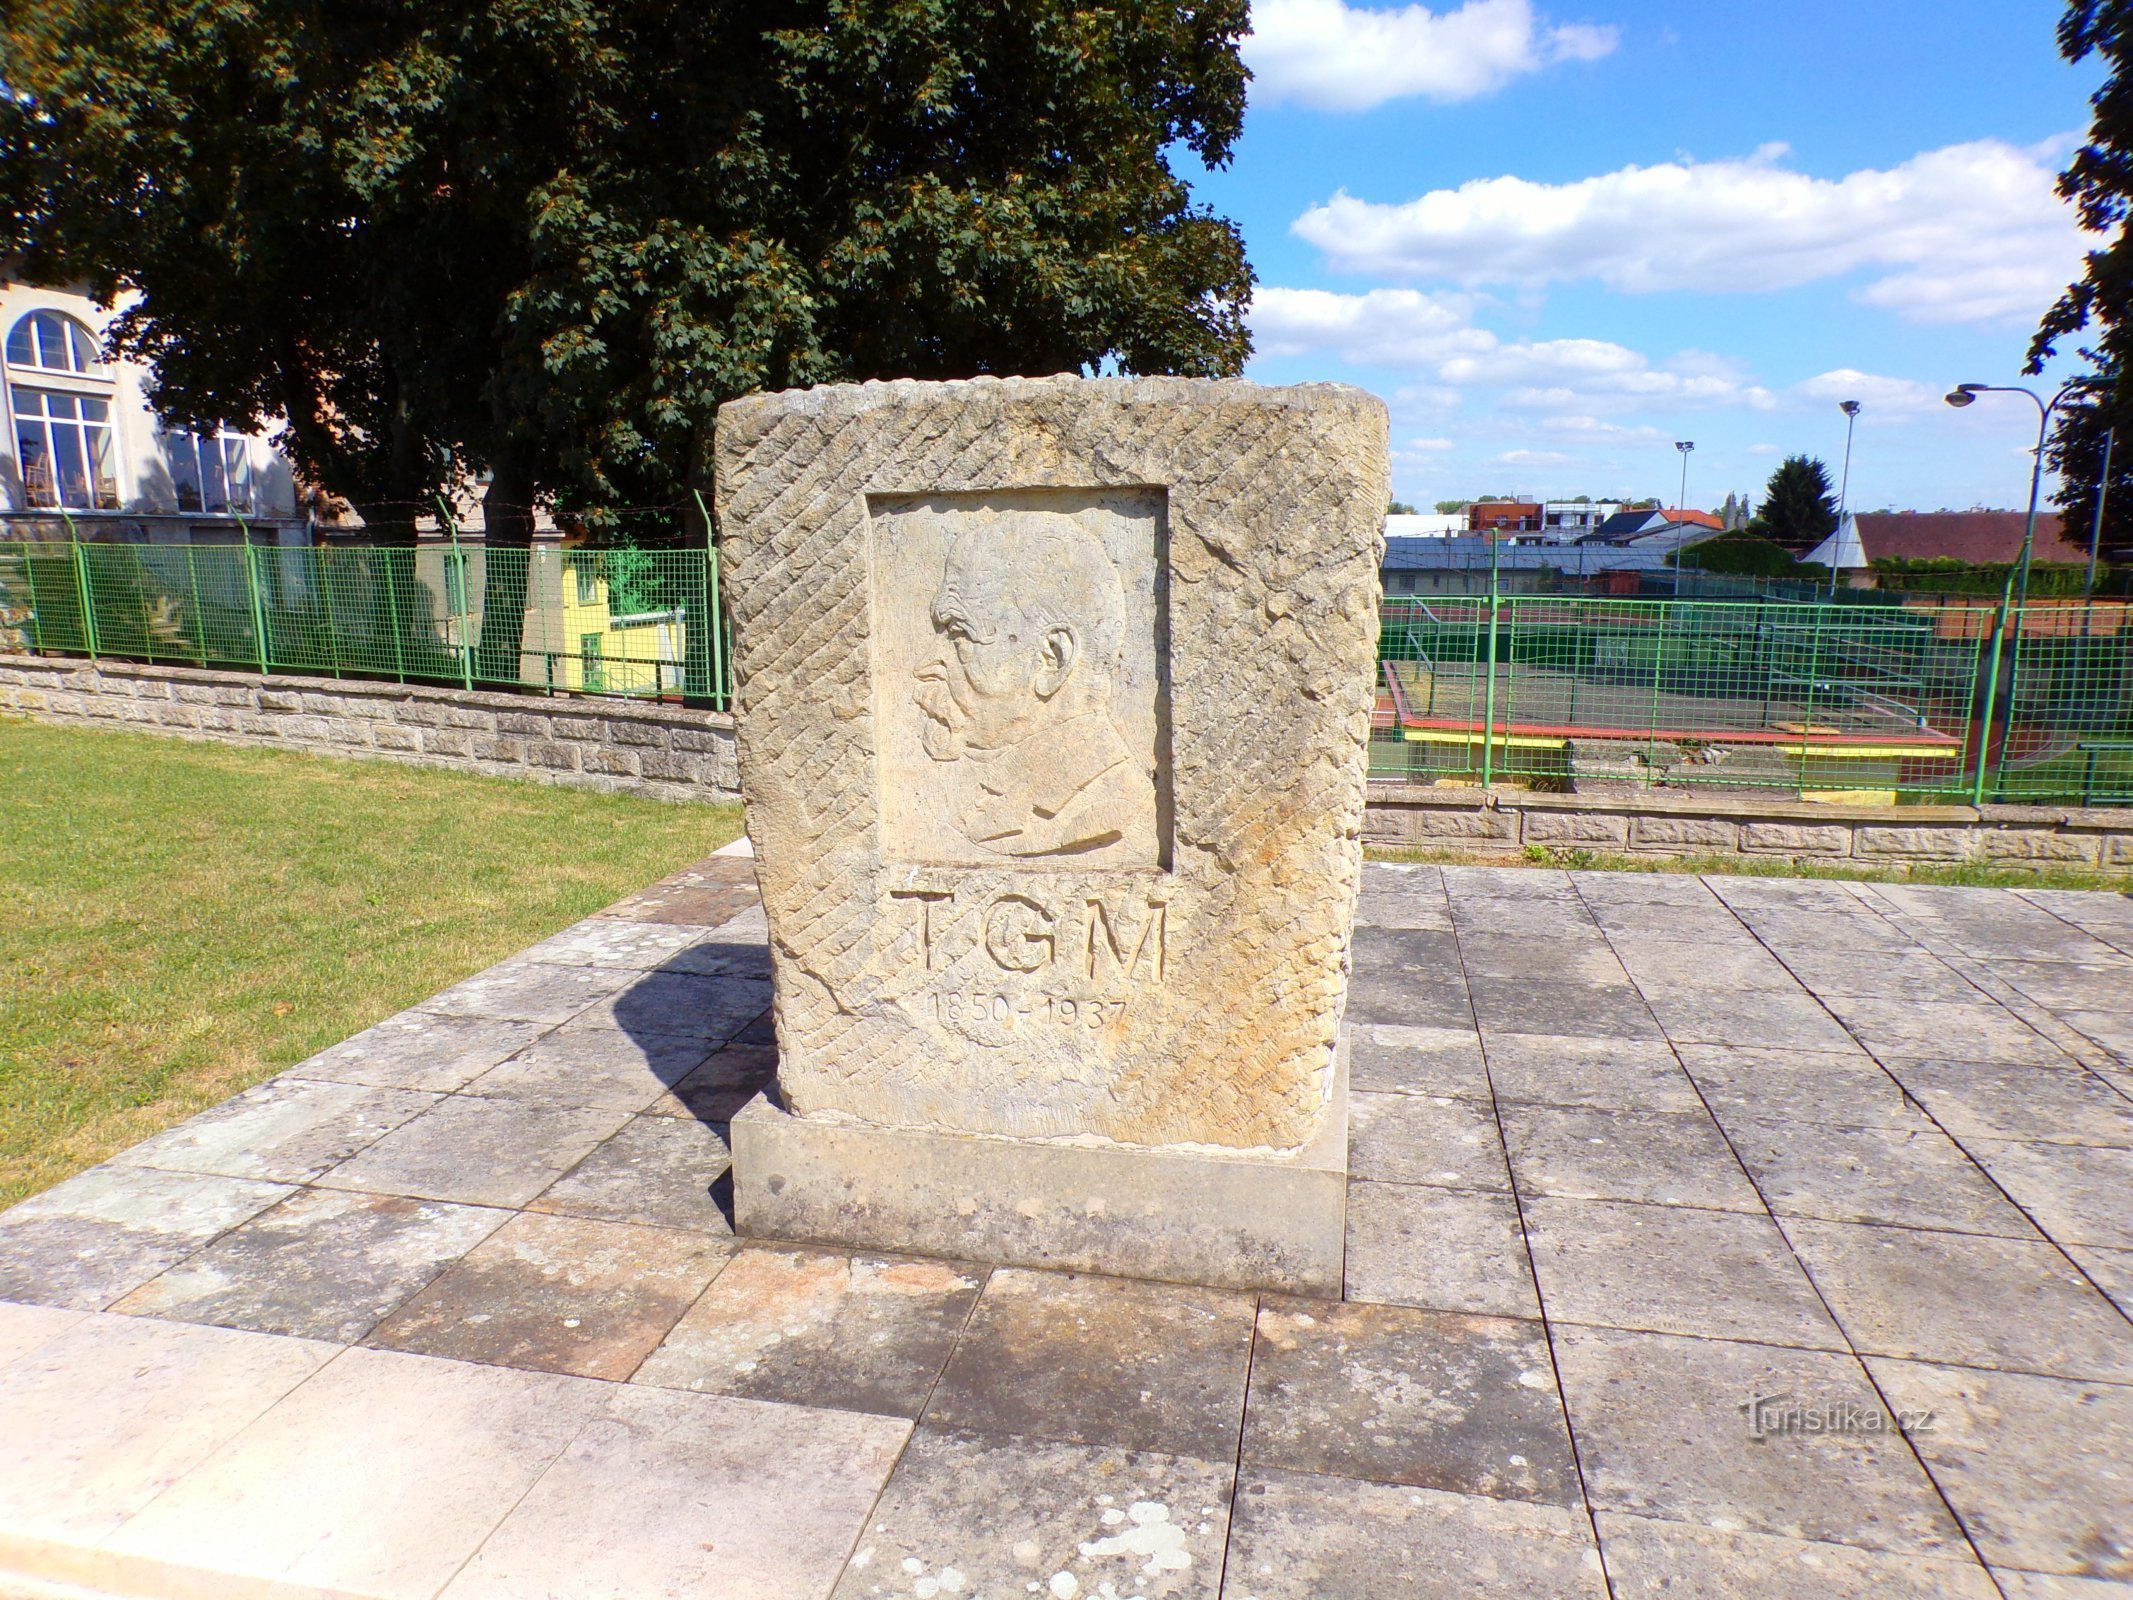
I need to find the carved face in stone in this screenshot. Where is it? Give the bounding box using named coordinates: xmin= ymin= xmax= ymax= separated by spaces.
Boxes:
xmin=914 ymin=514 xmax=1125 ymax=762
xmin=910 ymin=512 xmax=1155 ymax=860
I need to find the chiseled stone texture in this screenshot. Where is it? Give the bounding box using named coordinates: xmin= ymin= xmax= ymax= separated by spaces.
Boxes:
xmin=717 ymin=376 xmax=1387 ymax=1151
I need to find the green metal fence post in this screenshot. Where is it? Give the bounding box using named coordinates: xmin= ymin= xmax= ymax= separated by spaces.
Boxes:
xmin=185 ymin=544 xmax=207 ymax=665
xmin=1647 ymin=602 xmax=1668 ymax=787
xmin=437 ymin=497 xmax=475 ymax=693
xmin=382 ymin=549 xmax=407 ymax=681
xmin=1480 ymin=538 xmax=1501 ymax=788
xmin=68 ymin=533 xmax=99 ymax=658
xmin=1971 ymin=582 xmax=2011 ymax=805
xmin=242 ymin=536 xmax=270 ymax=675
xmin=694 ymin=490 xmax=726 ymax=711
xmin=20 ymin=543 xmax=44 ymax=651
xmin=1799 ymin=605 xmax=1826 ymax=799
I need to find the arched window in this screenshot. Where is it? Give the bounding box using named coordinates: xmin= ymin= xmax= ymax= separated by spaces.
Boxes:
xmin=4 ymin=310 xmax=105 ymax=376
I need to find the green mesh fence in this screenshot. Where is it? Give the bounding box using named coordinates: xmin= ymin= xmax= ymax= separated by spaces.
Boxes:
xmin=1991 ymin=601 xmax=2133 ymax=805
xmin=0 ymin=540 xmax=731 ymax=708
xmin=1376 ymin=592 xmax=2133 ymax=805
xmin=9 ymin=538 xmax=2131 ymax=804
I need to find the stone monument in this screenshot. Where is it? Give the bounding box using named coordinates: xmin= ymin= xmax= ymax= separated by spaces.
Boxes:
xmin=719 ymin=375 xmax=1386 ymax=1293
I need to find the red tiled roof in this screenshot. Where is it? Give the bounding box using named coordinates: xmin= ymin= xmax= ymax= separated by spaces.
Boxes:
xmin=1661 ymin=509 xmax=1725 ymax=530
xmin=1854 ymin=512 xmax=2088 ymax=566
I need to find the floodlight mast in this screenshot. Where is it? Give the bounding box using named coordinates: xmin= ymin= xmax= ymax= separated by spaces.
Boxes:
xmin=1831 ymin=401 xmax=1862 ymax=598
xmin=1940 ymin=381 xmax=2082 ymax=613
xmin=1942 ymin=379 xmax=2085 ymax=796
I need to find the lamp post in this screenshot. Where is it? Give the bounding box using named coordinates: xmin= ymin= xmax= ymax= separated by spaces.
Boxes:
xmin=2091 ymin=428 xmax=2113 ymax=599
xmin=1673 ymin=441 xmax=1694 ymax=595
xmin=1942 ymin=381 xmax=2081 ymax=614
xmin=1832 ymin=400 xmax=1861 ymax=598
xmin=1944 ymin=380 xmax=2083 ymax=796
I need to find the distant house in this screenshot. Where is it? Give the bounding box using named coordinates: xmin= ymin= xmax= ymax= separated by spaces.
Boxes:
xmin=1581 ymin=510 xmax=1668 ymax=545
xmin=1805 ymin=510 xmax=2097 ymax=585
xmin=1385 ymin=512 xmax=1466 ymax=539
xmin=518 ymin=551 xmax=688 ymax=696
xmin=1541 ymin=500 xmax=1623 ymax=538
xmin=1468 ymin=500 xmax=1543 ymax=535
xmin=1659 ymin=508 xmax=1725 ymax=533
xmin=1845 ymin=511 xmax=2088 ymax=567
xmin=1 ymin=280 xmax=304 ymax=546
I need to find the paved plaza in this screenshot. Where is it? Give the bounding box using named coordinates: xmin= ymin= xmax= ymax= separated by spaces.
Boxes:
xmin=0 ymin=853 xmax=2129 ymax=1598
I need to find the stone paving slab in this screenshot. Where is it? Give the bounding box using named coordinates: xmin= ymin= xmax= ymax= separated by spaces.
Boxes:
xmin=524 ymin=1111 xmax=735 ymax=1232
xmin=1244 ymin=1298 xmax=1580 ymax=1508
xmin=0 ymin=1165 xmax=294 ymax=1311
xmin=110 ymin=1189 xmax=509 ymax=1343
xmin=633 ymin=1244 xmax=981 ymax=1418
xmin=365 ymin=1210 xmax=730 ymax=1380
xmin=830 ymin=1426 xmax=1232 ymax=1600
xmin=1227 ymin=1468 xmax=1608 ymax=1599
xmin=1 ymin=857 xmax=2129 ymax=1597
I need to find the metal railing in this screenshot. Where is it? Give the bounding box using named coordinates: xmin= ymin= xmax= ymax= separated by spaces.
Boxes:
xmin=7 ymin=536 xmax=2130 ymax=804
xmin=1375 ymin=592 xmax=2133 ymax=806
xmin=0 ymin=538 xmax=733 ymax=710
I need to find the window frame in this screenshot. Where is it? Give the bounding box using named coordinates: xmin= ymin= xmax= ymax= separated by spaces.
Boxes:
xmin=4 ymin=309 xmax=106 ymax=377
xmin=10 ymin=384 xmax=121 ymax=511
xmin=157 ymin=427 xmax=256 ymax=515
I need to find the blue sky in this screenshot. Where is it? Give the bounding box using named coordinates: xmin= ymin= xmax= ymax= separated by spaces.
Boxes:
xmin=1211 ymin=0 xmax=2106 ymax=514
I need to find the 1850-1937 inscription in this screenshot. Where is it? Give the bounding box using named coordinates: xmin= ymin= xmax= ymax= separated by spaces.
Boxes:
xmin=890 ymin=885 xmax=1168 ymax=1047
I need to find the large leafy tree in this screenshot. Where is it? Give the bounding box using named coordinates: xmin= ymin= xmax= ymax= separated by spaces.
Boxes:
xmin=0 ymin=0 xmax=1254 ymax=542
xmin=2030 ymin=0 xmax=2133 ymax=562
xmin=1750 ymin=455 xmax=1839 ymax=554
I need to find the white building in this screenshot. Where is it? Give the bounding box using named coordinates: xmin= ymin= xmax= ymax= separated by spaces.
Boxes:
xmin=1 ymin=280 xmax=303 ymax=543
xmin=1385 ymin=512 xmax=1466 ymax=538
xmin=1540 ymin=501 xmax=1624 ymax=540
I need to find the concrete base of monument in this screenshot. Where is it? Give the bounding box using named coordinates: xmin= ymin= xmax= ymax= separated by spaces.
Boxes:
xmin=731 ymin=1040 xmax=1349 ymax=1297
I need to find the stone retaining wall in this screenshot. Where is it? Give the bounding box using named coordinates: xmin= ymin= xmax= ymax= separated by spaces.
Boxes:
xmin=0 ymin=653 xmax=740 ymax=802
xmin=1367 ymin=784 xmax=2133 ymax=872
xmin=7 ymin=654 xmax=2130 ymax=867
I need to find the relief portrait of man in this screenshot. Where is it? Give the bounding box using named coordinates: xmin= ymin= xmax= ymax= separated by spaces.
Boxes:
xmin=912 ymin=512 xmax=1160 ymax=860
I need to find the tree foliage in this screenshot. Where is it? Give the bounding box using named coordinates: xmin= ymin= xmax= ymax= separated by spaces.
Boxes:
xmin=1 ymin=0 xmax=1255 ymax=540
xmin=2029 ymin=0 xmax=2133 ymax=560
xmin=1750 ymin=455 xmax=1839 ymax=553
xmin=1676 ymin=531 xmax=1816 ymax=579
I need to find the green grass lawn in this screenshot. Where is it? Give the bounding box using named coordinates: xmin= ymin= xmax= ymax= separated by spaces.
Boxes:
xmin=0 ymin=719 xmax=743 ymax=1207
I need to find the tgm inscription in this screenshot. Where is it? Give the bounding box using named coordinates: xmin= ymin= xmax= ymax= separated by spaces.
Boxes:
xmin=891 ymin=887 xmax=1169 ymax=980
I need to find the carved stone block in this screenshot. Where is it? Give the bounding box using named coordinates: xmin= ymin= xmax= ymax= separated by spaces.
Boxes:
xmin=716 ymin=376 xmax=1387 ymax=1158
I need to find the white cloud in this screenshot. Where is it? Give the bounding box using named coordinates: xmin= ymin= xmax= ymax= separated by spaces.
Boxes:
xmin=1252 ymin=286 xmax=1778 ymax=412
xmin=1539 ymin=415 xmax=1667 ymax=443
xmin=1291 ymin=138 xmax=2091 ymax=325
xmin=1244 ymin=0 xmax=1616 ymax=112
xmin=1390 ymin=383 xmax=1465 ymax=415
xmin=1494 ymin=448 xmax=1580 ymax=467
xmin=1793 ymin=368 xmax=1940 ymax=416
xmin=1475 ymin=344 xmax=1777 ymax=411
xmin=1249 ymin=285 xmax=1491 ymax=365
xmin=1407 ymin=435 xmax=1459 ymax=451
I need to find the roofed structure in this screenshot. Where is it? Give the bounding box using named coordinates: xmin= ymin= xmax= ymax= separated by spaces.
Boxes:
xmin=1852 ymin=511 xmax=2088 ymax=566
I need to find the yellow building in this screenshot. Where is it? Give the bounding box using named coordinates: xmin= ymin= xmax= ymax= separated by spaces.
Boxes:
xmin=518 ymin=548 xmax=686 ymax=696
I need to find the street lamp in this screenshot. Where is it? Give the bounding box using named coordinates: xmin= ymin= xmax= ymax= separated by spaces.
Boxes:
xmin=1942 ymin=381 xmax=2082 ymax=614
xmin=1673 ymin=442 xmax=1694 ymax=595
xmin=1832 ymin=400 xmax=1861 ymax=598
xmin=1945 ymin=380 xmax=2085 ymax=797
